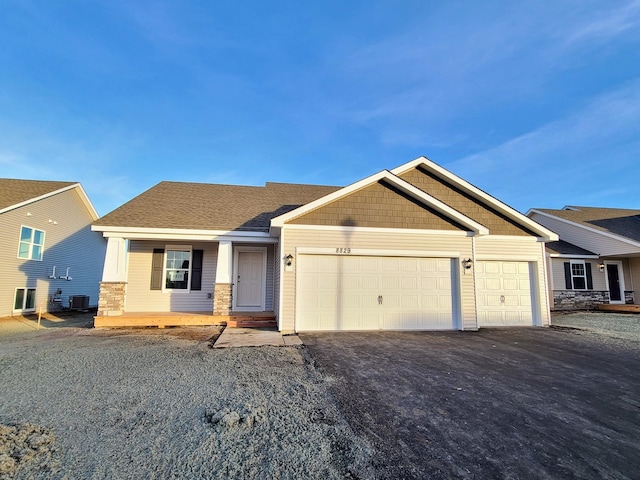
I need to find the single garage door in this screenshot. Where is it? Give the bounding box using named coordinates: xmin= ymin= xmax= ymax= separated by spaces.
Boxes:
xmin=296 ymin=255 xmax=456 ymax=331
xmin=476 ymin=261 xmax=534 ymax=326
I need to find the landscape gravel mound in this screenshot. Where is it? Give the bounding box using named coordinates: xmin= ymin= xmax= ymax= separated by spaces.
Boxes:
xmin=0 ymin=423 xmax=56 ymax=479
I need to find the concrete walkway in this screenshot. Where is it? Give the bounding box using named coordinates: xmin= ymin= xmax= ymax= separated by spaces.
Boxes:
xmin=213 ymin=327 xmax=303 ymax=348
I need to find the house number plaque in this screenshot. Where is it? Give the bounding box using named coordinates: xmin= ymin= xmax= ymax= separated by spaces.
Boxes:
xmin=335 ymin=248 xmax=351 ymax=254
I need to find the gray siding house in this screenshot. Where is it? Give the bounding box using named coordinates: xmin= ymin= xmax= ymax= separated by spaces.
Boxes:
xmin=527 ymin=207 xmax=640 ymax=310
xmin=0 ymin=179 xmax=106 ymax=316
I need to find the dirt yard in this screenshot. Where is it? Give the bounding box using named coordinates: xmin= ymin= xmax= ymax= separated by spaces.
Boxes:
xmin=0 ymin=315 xmax=372 ymax=479
xmin=2 ymin=310 xmax=639 ymax=479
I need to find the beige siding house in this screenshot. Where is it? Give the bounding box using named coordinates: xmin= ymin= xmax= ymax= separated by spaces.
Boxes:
xmin=93 ymin=157 xmax=557 ymax=331
xmin=527 ymin=207 xmax=640 ymax=310
xmin=0 ymin=179 xmax=106 ymax=317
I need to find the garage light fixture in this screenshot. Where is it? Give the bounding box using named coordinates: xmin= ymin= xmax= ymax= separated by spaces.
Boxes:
xmin=462 ymin=258 xmax=473 ymax=270
xmin=599 ymin=262 xmax=605 ymax=272
xmin=285 ymin=254 xmax=294 ymax=267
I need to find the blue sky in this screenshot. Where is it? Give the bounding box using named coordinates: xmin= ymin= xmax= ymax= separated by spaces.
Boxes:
xmin=1 ymin=1 xmax=639 ymax=216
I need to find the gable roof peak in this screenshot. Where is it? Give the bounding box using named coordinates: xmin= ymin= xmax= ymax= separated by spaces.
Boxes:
xmin=391 ymin=157 xmax=558 ymax=241
xmin=0 ymin=178 xmax=98 ymax=219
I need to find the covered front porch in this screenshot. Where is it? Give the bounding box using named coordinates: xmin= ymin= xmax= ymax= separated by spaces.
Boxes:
xmin=95 ymin=234 xmax=279 ymax=328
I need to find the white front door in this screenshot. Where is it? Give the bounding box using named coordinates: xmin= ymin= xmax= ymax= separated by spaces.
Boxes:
xmin=234 ymin=248 xmax=266 ymax=311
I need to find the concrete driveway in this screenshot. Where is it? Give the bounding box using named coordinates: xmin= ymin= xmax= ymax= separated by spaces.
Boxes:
xmin=301 ymin=328 xmax=640 ymax=479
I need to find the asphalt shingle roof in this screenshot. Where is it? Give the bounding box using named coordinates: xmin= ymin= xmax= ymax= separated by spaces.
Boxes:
xmin=545 ymin=240 xmax=596 ymax=256
xmin=0 ymin=179 xmax=76 ymax=211
xmin=536 ymin=206 xmax=640 ymax=243
xmin=93 ymin=181 xmax=341 ymax=231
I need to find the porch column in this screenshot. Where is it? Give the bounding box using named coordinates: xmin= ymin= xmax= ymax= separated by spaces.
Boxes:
xmin=214 ymin=240 xmax=233 ymax=315
xmin=97 ymin=237 xmax=128 ymax=317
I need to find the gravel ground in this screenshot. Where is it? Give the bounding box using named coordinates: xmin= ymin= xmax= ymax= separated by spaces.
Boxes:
xmin=0 ymin=322 xmax=373 ymax=479
xmin=551 ymin=311 xmax=640 ymax=342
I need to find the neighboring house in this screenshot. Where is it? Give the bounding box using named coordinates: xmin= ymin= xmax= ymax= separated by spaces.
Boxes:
xmin=0 ymin=179 xmax=106 ymax=317
xmin=527 ymin=207 xmax=640 ymax=310
xmin=92 ymin=157 xmax=558 ymax=331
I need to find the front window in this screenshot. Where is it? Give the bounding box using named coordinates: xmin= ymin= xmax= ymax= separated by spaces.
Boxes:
xmin=18 ymin=226 xmax=45 ymax=260
xmin=14 ymin=288 xmax=36 ymax=311
xmin=165 ymin=249 xmax=191 ymax=290
xmin=570 ymin=261 xmax=587 ymax=290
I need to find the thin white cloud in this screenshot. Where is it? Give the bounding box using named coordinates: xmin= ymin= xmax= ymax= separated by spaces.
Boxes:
xmin=563 ymin=0 xmax=640 ymax=46
xmin=445 ymin=80 xmax=640 ymax=209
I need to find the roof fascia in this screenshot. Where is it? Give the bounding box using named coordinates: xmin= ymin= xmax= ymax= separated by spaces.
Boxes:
xmin=74 ymin=184 xmax=100 ymax=220
xmin=270 ymin=169 xmax=489 ymax=235
xmin=528 ymin=209 xmax=640 ymax=249
xmin=92 ymin=225 xmax=274 ymax=239
xmin=393 ymin=157 xmax=559 ymax=241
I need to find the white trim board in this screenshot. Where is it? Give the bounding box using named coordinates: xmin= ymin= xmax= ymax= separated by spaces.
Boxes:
xmin=296 ymin=247 xmax=461 ymax=258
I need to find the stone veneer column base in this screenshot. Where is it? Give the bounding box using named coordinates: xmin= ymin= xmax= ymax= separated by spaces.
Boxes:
xmin=97 ymin=282 xmax=127 ymax=316
xmin=213 ymin=283 xmax=233 ymax=315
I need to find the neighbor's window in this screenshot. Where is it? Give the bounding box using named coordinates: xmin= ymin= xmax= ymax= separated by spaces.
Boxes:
xmin=17 ymin=226 xmax=45 ymax=260
xmin=570 ymin=261 xmax=587 ymax=290
xmin=165 ymin=249 xmax=191 ymax=290
xmin=14 ymin=288 xmax=36 ymax=311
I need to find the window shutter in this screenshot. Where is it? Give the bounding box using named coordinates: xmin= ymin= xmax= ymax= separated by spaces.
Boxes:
xmin=585 ymin=262 xmax=593 ymax=290
xmin=150 ymin=249 xmax=164 ymax=290
xmin=564 ymin=262 xmax=572 ymax=289
xmin=191 ymin=250 xmax=203 ymax=291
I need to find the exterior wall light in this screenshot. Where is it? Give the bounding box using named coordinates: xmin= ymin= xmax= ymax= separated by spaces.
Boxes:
xmin=599 ymin=262 xmax=605 ymax=272
xmin=285 ymin=254 xmax=294 ymax=267
xmin=462 ymin=258 xmax=473 ymax=270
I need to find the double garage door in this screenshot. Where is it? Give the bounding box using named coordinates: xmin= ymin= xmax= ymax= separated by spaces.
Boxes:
xmin=296 ymin=255 xmax=456 ymax=331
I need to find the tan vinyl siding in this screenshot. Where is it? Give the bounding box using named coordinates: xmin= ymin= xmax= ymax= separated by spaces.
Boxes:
xmin=280 ymin=228 xmax=474 ymax=332
xmin=288 ymin=181 xmax=466 ymax=231
xmin=273 ymin=242 xmax=281 ymax=318
xmin=126 ymin=241 xmax=217 ymax=312
xmin=125 ymin=241 xmax=275 ymax=313
xmin=530 ymin=213 xmax=638 ymax=256
xmin=622 ymin=258 xmax=632 ymax=294
xmin=549 ymin=258 xmax=606 ymax=291
xmin=474 ymin=237 xmax=551 ymax=326
xmin=399 ymin=167 xmax=534 ymax=236
xmin=630 ymin=258 xmax=640 ymax=304
xmin=0 ymin=188 xmax=105 ymax=316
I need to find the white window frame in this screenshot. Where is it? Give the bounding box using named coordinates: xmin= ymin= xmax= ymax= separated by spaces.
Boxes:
xmin=570 ymin=260 xmax=587 ymax=290
xmin=14 ymin=287 xmax=37 ymax=313
xmin=17 ymin=226 xmax=45 ymax=261
xmin=162 ymin=245 xmax=192 ymax=292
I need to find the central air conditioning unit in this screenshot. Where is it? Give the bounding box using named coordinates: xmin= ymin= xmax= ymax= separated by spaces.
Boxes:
xmin=69 ymin=295 xmax=90 ymax=310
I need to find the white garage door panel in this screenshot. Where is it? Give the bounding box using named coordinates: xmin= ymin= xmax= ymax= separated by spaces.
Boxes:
xmin=476 ymin=261 xmax=533 ymax=327
xmin=296 ymin=255 xmax=454 ymax=331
